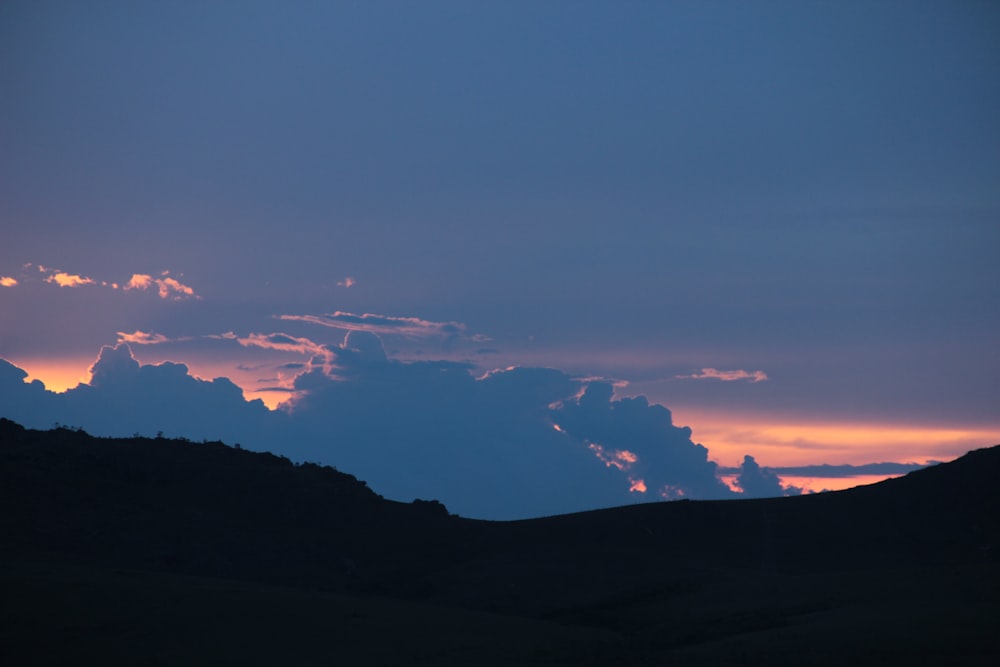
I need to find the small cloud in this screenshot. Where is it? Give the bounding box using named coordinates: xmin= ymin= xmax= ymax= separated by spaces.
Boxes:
xmin=237 ymin=332 xmax=325 ymax=356
xmin=116 ymin=330 xmax=173 ymax=345
xmin=125 ymin=273 xmax=198 ymax=300
xmin=279 ymin=310 xmax=472 ymax=339
xmin=733 ymin=455 xmax=801 ymax=498
xmin=17 ymin=264 xmax=198 ymax=300
xmin=337 ymin=276 xmax=356 ymax=288
xmin=677 ymin=368 xmax=768 ymax=383
xmin=45 ymin=271 xmax=96 ymax=288
xmin=126 ymin=274 xmax=154 ymax=290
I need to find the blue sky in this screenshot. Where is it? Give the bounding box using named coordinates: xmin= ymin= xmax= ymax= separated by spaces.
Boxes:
xmin=1 ymin=1 xmax=998 ymax=516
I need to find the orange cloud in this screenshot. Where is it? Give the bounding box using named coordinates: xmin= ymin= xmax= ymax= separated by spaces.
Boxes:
xmin=15 ymin=264 xmax=198 ymax=299
xmin=337 ymin=276 xmax=356 ymax=288
xmin=124 ymin=273 xmax=197 ymax=300
xmin=126 ymin=274 xmax=154 ymax=290
xmin=45 ymin=271 xmax=95 ymax=288
xmin=588 ymin=442 xmax=639 ymax=471
xmin=677 ymin=368 xmax=768 ymax=382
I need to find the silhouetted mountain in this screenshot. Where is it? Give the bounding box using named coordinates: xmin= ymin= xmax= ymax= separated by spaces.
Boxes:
xmin=2 ymin=418 xmax=998 ymax=665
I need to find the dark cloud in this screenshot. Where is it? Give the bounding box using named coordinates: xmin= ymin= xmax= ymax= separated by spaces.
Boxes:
xmin=553 ymin=383 xmax=734 ymax=501
xmin=0 ymin=345 xmax=276 ymax=446
xmin=734 ymin=455 xmax=802 ymax=498
xmin=0 ymin=359 xmax=56 ymax=427
xmin=3 ymin=337 xmax=936 ymax=519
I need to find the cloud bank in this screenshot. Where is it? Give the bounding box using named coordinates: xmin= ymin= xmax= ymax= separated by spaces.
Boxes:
xmin=0 ymin=335 xmax=822 ymax=519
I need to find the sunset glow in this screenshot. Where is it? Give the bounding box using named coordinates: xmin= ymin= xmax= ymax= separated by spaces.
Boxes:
xmin=14 ymin=358 xmax=94 ymax=393
xmin=669 ymin=407 xmax=999 ymax=469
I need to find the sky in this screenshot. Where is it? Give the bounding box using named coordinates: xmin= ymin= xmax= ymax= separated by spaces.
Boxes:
xmin=1 ymin=1 xmax=998 ymax=518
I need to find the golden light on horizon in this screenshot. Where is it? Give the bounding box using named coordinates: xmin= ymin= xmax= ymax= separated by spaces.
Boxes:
xmin=14 ymin=358 xmax=93 ymax=392
xmin=670 ymin=407 xmax=1000 ymax=469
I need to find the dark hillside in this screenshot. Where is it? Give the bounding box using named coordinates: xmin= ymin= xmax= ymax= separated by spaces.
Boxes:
xmin=2 ymin=418 xmax=998 ymax=665
xmin=0 ymin=418 xmax=473 ymax=591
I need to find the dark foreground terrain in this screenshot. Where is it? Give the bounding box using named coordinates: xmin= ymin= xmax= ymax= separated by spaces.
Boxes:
xmin=2 ymin=418 xmax=998 ymax=665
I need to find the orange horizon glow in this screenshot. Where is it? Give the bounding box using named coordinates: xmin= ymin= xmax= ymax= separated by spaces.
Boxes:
xmin=14 ymin=358 xmax=94 ymax=393
xmin=719 ymin=473 xmax=908 ymax=496
xmin=669 ymin=407 xmax=1000 ymax=469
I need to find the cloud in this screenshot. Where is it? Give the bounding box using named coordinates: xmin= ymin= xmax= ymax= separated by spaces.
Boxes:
xmin=722 ymin=461 xmax=929 ymax=478
xmin=677 ymin=368 xmax=769 ymax=383
xmin=45 ymin=271 xmax=96 ymax=288
xmin=0 ymin=337 xmax=830 ymax=519
xmin=278 ymin=310 xmax=471 ymax=339
xmin=732 ymin=455 xmax=800 ymax=498
xmin=6 ymin=264 xmax=198 ymax=299
xmin=236 ymin=332 xmax=326 ymax=357
xmin=125 ymin=272 xmax=198 ymax=300
xmin=337 ymin=276 xmax=356 ymax=288
xmin=552 ymin=382 xmax=735 ymax=501
xmin=0 ymin=344 xmax=276 ymax=444
xmin=116 ymin=330 xmax=176 ymax=345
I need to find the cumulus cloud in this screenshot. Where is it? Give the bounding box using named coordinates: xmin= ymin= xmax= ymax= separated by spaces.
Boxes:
xmin=677 ymin=368 xmax=769 ymax=383
xmin=278 ymin=310 xmax=471 ymax=339
xmin=552 ymin=382 xmax=735 ymax=501
xmin=337 ymin=276 xmax=356 ymax=288
xmin=2 ymin=335 xmax=742 ymax=517
xmin=1 ymin=276 xmax=18 ymax=287
xmin=3 ymin=336 xmax=898 ymax=519
xmin=0 ymin=358 xmax=55 ymax=426
xmin=0 ymin=344 xmax=276 ymax=444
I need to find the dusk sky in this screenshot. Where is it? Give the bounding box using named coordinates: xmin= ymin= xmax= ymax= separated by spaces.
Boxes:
xmin=2 ymin=1 xmax=998 ymax=517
